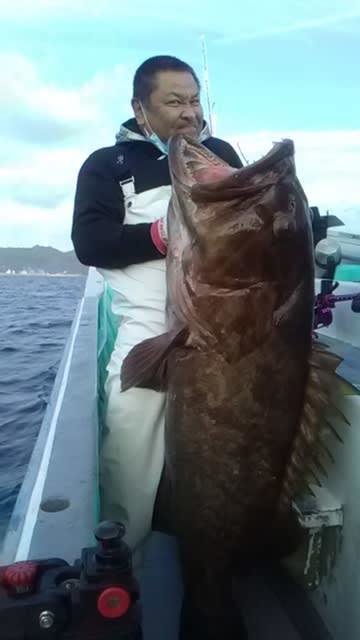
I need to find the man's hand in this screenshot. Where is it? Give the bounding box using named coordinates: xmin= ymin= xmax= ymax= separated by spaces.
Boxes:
xmin=151 ymin=217 xmax=168 ymax=255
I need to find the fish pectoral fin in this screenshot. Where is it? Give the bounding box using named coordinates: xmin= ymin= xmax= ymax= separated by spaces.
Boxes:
xmin=120 ymin=324 xmax=189 ymax=392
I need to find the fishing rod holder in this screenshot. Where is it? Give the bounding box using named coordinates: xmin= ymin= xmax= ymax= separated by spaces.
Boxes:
xmin=0 ymin=521 xmax=142 ymax=639
xmin=314 ymin=282 xmax=360 ymax=330
xmin=314 ymin=238 xmax=360 ymax=330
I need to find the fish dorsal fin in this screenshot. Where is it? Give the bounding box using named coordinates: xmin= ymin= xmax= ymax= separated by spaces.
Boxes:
xmin=277 ymin=340 xmax=354 ymax=514
xmin=121 ymin=324 xmax=189 ymax=392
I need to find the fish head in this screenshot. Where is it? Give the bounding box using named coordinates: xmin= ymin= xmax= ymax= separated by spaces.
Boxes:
xmin=168 ymin=134 xmax=314 ymax=290
xmin=167 ymin=134 xmax=237 ymax=241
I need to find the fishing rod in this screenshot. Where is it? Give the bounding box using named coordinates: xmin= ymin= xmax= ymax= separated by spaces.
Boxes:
xmin=236 ymin=142 xmax=249 ymax=166
xmin=200 ymin=35 xmax=250 ymax=164
xmin=200 ymin=34 xmax=216 ymax=136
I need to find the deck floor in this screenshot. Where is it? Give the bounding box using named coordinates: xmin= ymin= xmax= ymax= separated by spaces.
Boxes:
xmin=137 ymin=533 xmax=332 ymax=640
xmin=319 ymin=335 xmax=360 ymax=390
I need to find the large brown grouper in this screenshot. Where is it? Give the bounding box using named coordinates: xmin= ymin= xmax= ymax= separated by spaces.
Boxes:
xmin=121 ymin=135 xmax=344 ymax=637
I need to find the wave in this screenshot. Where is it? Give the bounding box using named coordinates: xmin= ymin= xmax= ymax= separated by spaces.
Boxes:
xmin=0 ymin=275 xmax=85 ymax=541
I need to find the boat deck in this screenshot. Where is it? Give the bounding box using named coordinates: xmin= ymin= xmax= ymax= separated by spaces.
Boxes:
xmin=2 ymin=270 xmax=359 ymax=639
xmin=137 ymin=532 xmax=333 ymax=639
xmin=322 ymin=335 xmax=360 ymax=391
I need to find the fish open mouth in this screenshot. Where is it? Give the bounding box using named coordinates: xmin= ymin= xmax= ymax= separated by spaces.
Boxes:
xmin=169 ymin=134 xmax=237 ymax=186
xmin=169 ymin=135 xmax=298 ymax=205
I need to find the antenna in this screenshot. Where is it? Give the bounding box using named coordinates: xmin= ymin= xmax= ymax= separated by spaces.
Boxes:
xmin=200 ymin=34 xmax=215 ymax=135
xmin=236 ymin=142 xmax=249 ymax=166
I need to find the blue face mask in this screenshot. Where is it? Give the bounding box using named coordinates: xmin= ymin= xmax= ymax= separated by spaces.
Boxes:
xmin=147 ymin=131 xmax=169 ymax=155
xmin=139 ymin=102 xmax=169 ymax=156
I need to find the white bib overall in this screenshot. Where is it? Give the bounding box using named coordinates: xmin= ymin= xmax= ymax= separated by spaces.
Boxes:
xmin=98 ymin=175 xmax=171 ymax=553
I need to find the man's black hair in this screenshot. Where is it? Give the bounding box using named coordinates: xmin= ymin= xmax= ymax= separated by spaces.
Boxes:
xmin=133 ymin=55 xmax=201 ymax=105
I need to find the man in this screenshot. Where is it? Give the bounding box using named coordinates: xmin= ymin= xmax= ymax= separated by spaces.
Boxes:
xmin=71 ymin=55 xmax=242 ymax=555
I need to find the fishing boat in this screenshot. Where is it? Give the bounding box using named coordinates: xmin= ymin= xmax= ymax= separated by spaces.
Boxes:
xmin=328 ymin=229 xmax=360 ymax=278
xmin=1 ymin=219 xmax=360 ymax=639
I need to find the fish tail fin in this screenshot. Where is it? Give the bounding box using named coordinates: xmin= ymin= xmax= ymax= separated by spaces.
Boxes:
xmin=277 ymin=341 xmax=350 ymax=516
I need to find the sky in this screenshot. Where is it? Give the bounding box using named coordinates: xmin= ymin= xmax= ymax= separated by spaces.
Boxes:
xmin=0 ymin=0 xmax=359 ymax=249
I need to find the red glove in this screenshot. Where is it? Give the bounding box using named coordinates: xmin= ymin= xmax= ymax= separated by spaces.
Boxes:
xmin=150 ymin=217 xmax=168 ymax=256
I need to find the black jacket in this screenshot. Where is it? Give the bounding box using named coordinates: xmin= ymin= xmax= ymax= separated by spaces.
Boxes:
xmin=71 ymin=119 xmax=243 ymax=269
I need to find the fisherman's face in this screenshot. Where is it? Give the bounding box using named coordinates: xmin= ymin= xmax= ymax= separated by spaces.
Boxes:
xmin=133 ymin=71 xmax=204 ymax=142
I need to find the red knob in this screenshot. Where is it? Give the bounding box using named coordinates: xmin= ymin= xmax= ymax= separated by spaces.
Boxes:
xmin=3 ymin=561 xmax=38 ymax=592
xmin=97 ymin=586 xmax=131 ymax=619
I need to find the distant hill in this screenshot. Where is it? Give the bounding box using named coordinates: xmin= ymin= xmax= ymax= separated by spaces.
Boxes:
xmin=0 ymin=246 xmax=88 ymax=275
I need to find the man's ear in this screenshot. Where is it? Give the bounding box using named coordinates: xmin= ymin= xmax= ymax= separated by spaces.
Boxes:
xmin=132 ymin=98 xmax=145 ymax=127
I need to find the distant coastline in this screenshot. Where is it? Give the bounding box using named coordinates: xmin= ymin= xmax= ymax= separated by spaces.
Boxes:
xmin=0 ymin=272 xmax=86 ymax=277
xmin=0 ymin=245 xmax=88 ymax=276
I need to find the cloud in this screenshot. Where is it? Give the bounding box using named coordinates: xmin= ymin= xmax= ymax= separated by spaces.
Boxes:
xmin=0 ymin=198 xmax=75 ymax=250
xmin=0 ymin=54 xmax=132 ymax=147
xmin=0 ymin=148 xmax=83 ymax=209
xmin=0 ymin=54 xmax=134 ymax=248
xmin=7 ymin=186 xmax=68 ymax=209
xmin=227 ymin=129 xmax=360 ymax=232
xmin=1 ymin=143 xmax=112 ymax=209
xmin=0 ymin=55 xmax=97 ymax=145
xmin=0 ymin=141 xmax=103 ymax=247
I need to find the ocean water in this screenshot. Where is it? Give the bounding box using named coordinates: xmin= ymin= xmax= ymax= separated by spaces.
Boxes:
xmin=0 ymin=275 xmax=86 ymax=541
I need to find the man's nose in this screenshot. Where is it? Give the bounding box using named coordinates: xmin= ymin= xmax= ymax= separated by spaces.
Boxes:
xmin=180 ymin=105 xmax=198 ymax=121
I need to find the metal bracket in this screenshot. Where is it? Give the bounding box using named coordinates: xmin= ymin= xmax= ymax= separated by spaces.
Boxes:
xmin=285 ymin=487 xmax=344 ymax=590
